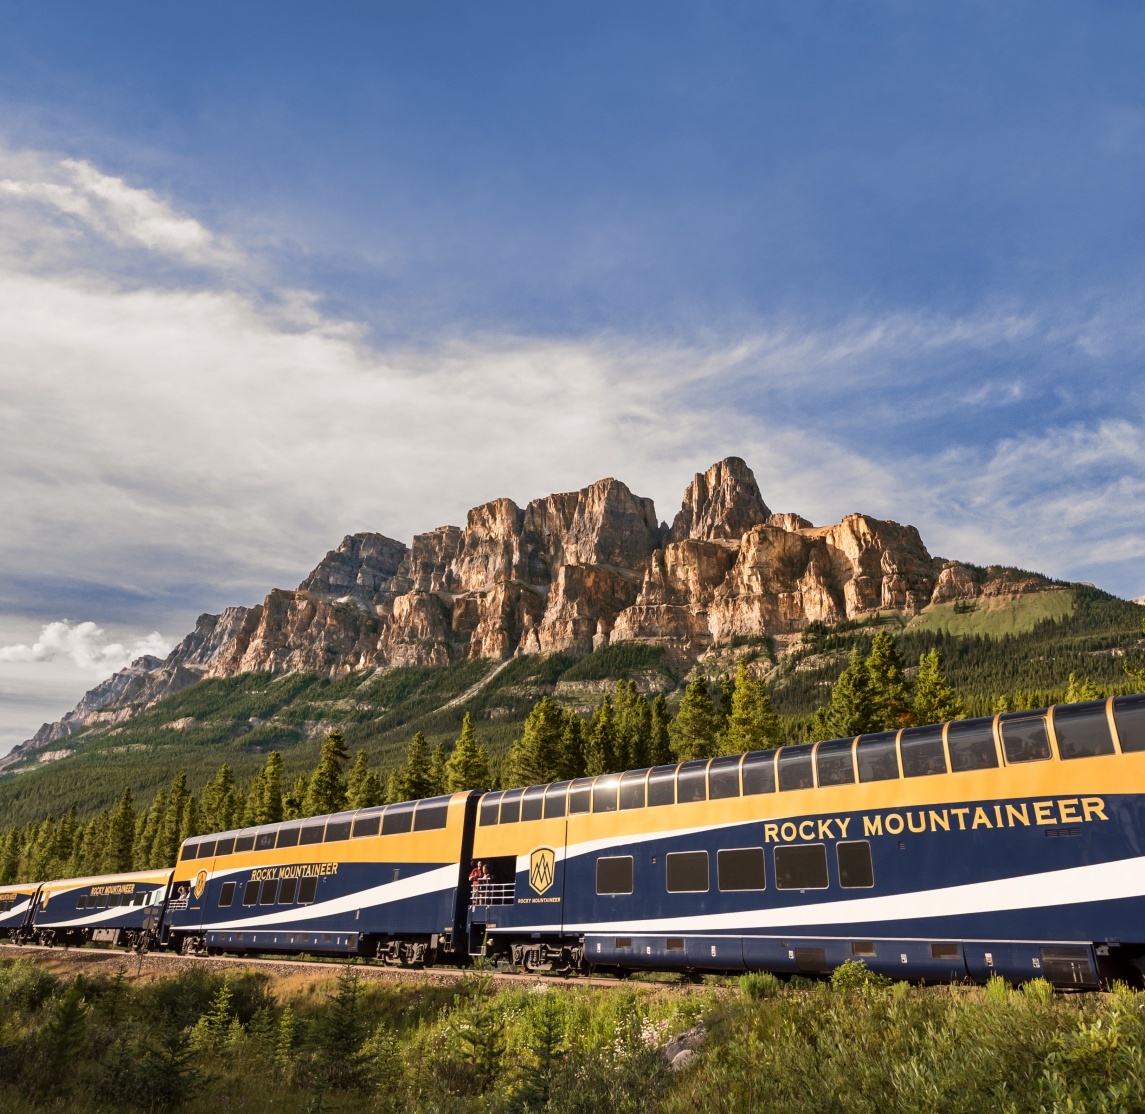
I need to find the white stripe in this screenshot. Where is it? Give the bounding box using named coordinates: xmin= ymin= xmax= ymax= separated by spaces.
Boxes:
xmin=503 ymin=854 xmax=1145 ymax=935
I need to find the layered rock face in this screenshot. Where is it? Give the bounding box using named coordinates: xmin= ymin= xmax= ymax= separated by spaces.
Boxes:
xmin=19 ymin=456 xmax=1003 ymax=750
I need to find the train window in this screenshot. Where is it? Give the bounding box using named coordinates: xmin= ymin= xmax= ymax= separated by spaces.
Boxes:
xmin=677 ymin=760 xmax=708 ymax=803
xmin=278 ymin=878 xmax=297 ymax=904
xmin=414 ymin=796 xmax=451 ymax=831
xmin=383 ymin=803 xmax=415 ymax=834
xmin=218 ymin=881 xmax=236 ymax=907
xmin=619 ymin=770 xmax=649 ymax=810
xmin=593 ymin=775 xmax=620 ymax=813
xmin=96 ymin=894 xmax=108 ymax=909
xmin=857 ymin=732 xmax=900 ymax=782
xmin=815 ymin=738 xmax=856 ymax=787
xmin=215 ymin=836 xmax=236 ymax=856
xmin=932 ymin=943 xmax=960 ymax=959
xmin=717 ymin=847 xmax=766 ymax=891
xmin=667 ymin=938 xmax=685 ymax=951
xmin=568 ymin=779 xmax=593 ymax=815
xmin=479 ymin=792 xmax=504 ymax=826
xmin=741 ymin=751 xmax=777 ymax=795
xmin=647 ymin=765 xmax=677 ymax=807
xmin=297 ymin=877 xmax=318 ymax=904
xmin=179 ymin=842 xmax=198 ymax=862
xmin=197 ymin=839 xmax=217 ymax=858
xmin=708 ymin=755 xmax=742 ymax=799
xmin=109 ymin=895 xmax=122 ymax=908
xmin=276 ymin=824 xmax=302 ymax=848
xmin=133 ymin=892 xmax=145 ymax=906
xmin=596 ymin=856 xmax=633 ymax=895
xmin=352 ymin=811 xmax=382 ymax=838
xmin=544 ymin=782 xmax=570 ymax=819
xmin=1054 ymin=701 xmax=1115 ymax=759
xmin=521 ymin=785 xmax=547 ymax=822
xmin=243 ymin=881 xmax=259 ymax=906
xmin=260 ymin=880 xmax=279 ymax=905
xmin=666 ymin=851 xmax=709 ymax=892
xmin=774 ymin=844 xmax=829 ymax=890
xmin=837 ymin=841 xmax=874 ymax=888
xmin=500 ymin=789 xmax=524 ymax=824
xmin=1113 ymin=694 xmax=1145 ymax=753
xmin=324 ymin=814 xmax=354 ymax=842
xmin=234 ymin=833 xmax=256 ymax=853
xmin=299 ymin=820 xmax=326 ymax=846
xmin=1000 ymin=713 xmax=1052 ymax=763
xmin=76 ymin=894 xmax=86 ymax=909
xmin=900 ymin=725 xmax=947 ymax=777
xmin=255 ymin=830 xmax=277 ymax=851
xmin=852 ymin=941 xmax=876 ymax=957
xmin=946 ymin=718 xmax=998 ymax=771
xmin=86 ymin=895 xmax=97 ymax=908
xmin=777 ymin=745 xmax=815 ymax=791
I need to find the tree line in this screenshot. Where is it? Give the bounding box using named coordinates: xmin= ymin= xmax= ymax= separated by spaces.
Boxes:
xmin=0 ymin=632 xmax=1112 ymax=886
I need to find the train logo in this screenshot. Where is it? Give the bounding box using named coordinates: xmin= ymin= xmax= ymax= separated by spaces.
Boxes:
xmin=528 ymin=847 xmax=555 ymax=895
xmin=193 ymin=871 xmax=208 ymax=899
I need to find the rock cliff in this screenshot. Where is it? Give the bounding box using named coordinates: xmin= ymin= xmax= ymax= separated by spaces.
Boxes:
xmin=18 ymin=456 xmax=1025 ymax=750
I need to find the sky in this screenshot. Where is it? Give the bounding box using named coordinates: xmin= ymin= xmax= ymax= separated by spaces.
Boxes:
xmin=2 ymin=2 xmax=1144 ymax=752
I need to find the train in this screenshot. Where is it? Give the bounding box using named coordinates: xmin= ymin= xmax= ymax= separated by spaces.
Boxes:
xmin=4 ymin=692 xmax=1145 ymax=988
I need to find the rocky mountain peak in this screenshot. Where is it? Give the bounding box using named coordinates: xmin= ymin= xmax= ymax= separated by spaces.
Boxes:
xmin=668 ymin=457 xmax=771 ymax=544
xmin=297 ymin=532 xmax=409 ymax=606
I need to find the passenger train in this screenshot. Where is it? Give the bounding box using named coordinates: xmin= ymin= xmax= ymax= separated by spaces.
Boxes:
xmin=5 ymin=693 xmax=1145 ymax=988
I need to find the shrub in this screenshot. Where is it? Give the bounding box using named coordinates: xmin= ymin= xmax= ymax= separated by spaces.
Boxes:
xmin=740 ymin=972 xmax=780 ymax=1000
xmin=984 ymin=974 xmax=1011 ymax=1004
xmin=1022 ymin=977 xmax=1053 ymax=1005
xmin=830 ymin=959 xmax=890 ymax=992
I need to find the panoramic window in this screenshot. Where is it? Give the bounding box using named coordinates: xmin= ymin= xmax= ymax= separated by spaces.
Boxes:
xmin=596 ymin=856 xmax=633 ymax=895
xmin=544 ymin=782 xmax=569 ymax=819
xmin=666 ymin=850 xmax=709 ymax=892
xmin=383 ymin=803 xmax=415 ymax=834
xmin=1114 ymin=693 xmax=1145 ymax=753
xmin=255 ymin=830 xmax=277 ymax=851
xmin=197 ymin=839 xmax=217 ymax=858
xmin=836 ymin=841 xmax=874 ymax=888
xmin=414 ymin=796 xmax=451 ymax=831
xmin=592 ymin=775 xmax=619 ymax=813
xmin=351 ymin=812 xmax=381 ymax=839
xmin=646 ymin=765 xmax=677 ymax=807
xmin=815 ymin=738 xmax=855 ymax=787
xmin=179 ymin=843 xmax=197 ymax=862
xmin=676 ymin=760 xmax=708 ymax=803
xmin=479 ymin=792 xmax=503 ymax=826
xmin=323 ymin=815 xmax=353 ymax=842
xmin=708 ymin=755 xmax=742 ymax=799
xmin=899 ymin=725 xmax=947 ymax=777
xmin=520 ymin=786 xmax=546 ymax=822
xmin=777 ymin=745 xmax=815 ymax=791
xmin=215 ymin=836 xmax=236 ymax=856
xmin=946 ymin=718 xmax=998 ymax=771
xmin=1054 ymin=701 xmax=1115 ymax=760
xmin=1000 ymin=713 xmax=1052 ymax=763
xmin=619 ymin=769 xmax=649 ymax=810
xmin=499 ymin=789 xmax=524 ymax=823
xmin=568 ymin=779 xmax=593 ymax=815
xmin=741 ymin=751 xmax=776 ymax=795
xmin=234 ymin=833 xmax=256 ymax=853
xmin=856 ymin=732 xmax=900 ymax=782
xmin=774 ymin=844 xmax=829 ymax=890
xmin=299 ymin=820 xmax=325 ymax=846
xmin=717 ymin=847 xmax=765 ymax=891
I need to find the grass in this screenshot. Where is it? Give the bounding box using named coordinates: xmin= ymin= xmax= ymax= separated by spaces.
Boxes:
xmin=906 ymin=588 xmax=1076 ymax=637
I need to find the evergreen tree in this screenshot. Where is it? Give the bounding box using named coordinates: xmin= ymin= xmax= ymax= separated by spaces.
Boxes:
xmin=134 ymin=788 xmax=166 ymax=870
xmin=445 ymin=714 xmax=492 ymax=791
xmin=428 ymin=741 xmax=449 ymax=796
xmin=201 ymin=763 xmax=243 ymax=834
xmin=615 ymin=682 xmax=652 ymax=770
xmin=584 ymin=695 xmax=618 ymax=776
xmin=867 ymin=632 xmax=913 ymax=730
xmin=346 ymin=750 xmax=386 ymax=808
xmin=283 ymin=774 xmax=309 ymax=820
xmin=303 ymin=730 xmax=349 ymax=816
xmin=1065 ymin=672 xmax=1102 ymax=703
xmin=913 ymin=649 xmax=966 ymax=724
xmin=0 ymin=829 xmax=21 ymax=886
xmin=103 ymin=788 xmax=135 ymax=874
xmin=717 ymin=672 xmax=736 ymax=730
xmin=181 ymin=795 xmax=200 ymax=843
xmin=505 ymin=697 xmax=566 ymax=787
xmin=813 ymin=647 xmax=879 ymax=739
xmin=649 ymin=694 xmax=673 ymax=766
xmin=391 ymin=731 xmax=435 ymax=802
xmin=670 ymin=677 xmax=719 ymax=760
xmin=721 ymin=660 xmax=780 ymax=754
xmin=557 ymin=712 xmax=587 ymax=780
xmin=245 ymin=752 xmax=284 ymax=825
xmin=154 ymin=773 xmax=189 ymax=868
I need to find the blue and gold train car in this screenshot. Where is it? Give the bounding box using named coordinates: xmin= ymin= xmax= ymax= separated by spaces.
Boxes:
xmin=468 ymin=694 xmax=1145 ymax=986
xmin=0 ymin=883 xmax=41 ymax=943
xmin=28 ymin=869 xmax=172 ymax=948
xmin=165 ymin=791 xmax=478 ymax=962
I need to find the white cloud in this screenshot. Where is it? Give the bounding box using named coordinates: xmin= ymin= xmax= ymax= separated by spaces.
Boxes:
xmin=0 ymin=620 xmax=171 ymax=673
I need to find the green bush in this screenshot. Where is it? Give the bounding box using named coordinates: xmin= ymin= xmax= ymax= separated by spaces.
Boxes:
xmin=740 ymin=971 xmax=780 ymax=1000
xmin=829 ymin=959 xmax=891 ymax=992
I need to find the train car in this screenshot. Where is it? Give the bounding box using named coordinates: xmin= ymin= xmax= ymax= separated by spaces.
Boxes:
xmin=29 ymin=869 xmax=172 ymax=948
xmin=0 ymin=883 xmax=42 ymax=943
xmin=164 ymin=791 xmax=479 ymax=963
xmin=468 ymin=694 xmax=1145 ymax=987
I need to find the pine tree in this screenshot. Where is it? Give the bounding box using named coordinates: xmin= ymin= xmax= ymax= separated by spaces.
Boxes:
xmin=813 ymin=647 xmax=879 ymax=739
xmin=153 ymin=772 xmax=189 ymax=868
xmin=0 ymin=829 xmax=21 ymax=885
xmin=721 ymin=660 xmax=780 ymax=754
xmin=1065 ymin=672 xmax=1102 ymax=704
xmin=303 ymin=730 xmax=350 ymax=816
xmin=134 ymin=788 xmax=166 ymax=870
xmin=391 ymin=731 xmax=435 ymax=802
xmin=584 ymin=695 xmax=618 ymax=776
xmin=103 ymin=788 xmax=135 ymax=874
xmin=428 ymin=741 xmax=449 ymax=796
xmin=181 ymin=795 xmax=200 ymax=842
xmin=505 ymin=697 xmax=566 ymax=787
xmin=245 ymin=752 xmax=284 ymax=825
xmin=445 ymin=714 xmax=492 ymax=791
xmin=649 ymin=694 xmax=673 ymax=766
xmin=282 ymin=774 xmax=309 ymax=820
xmin=346 ymin=750 xmax=385 ymax=808
xmin=615 ymin=682 xmax=652 ymax=770
xmin=201 ymin=763 xmax=243 ymax=833
xmin=670 ymin=677 xmax=719 ymax=760
xmin=557 ymin=712 xmax=587 ymax=780
xmin=913 ymin=649 xmax=966 ymax=724
xmin=718 ymin=672 xmax=736 ymax=730
xmin=867 ymin=632 xmax=913 ymax=730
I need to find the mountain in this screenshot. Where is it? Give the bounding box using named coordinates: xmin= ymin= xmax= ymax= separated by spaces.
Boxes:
xmin=10 ymin=455 xmax=1073 ymax=769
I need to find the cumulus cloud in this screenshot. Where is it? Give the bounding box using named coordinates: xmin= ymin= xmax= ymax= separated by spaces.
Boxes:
xmin=0 ymin=620 xmax=171 ymax=673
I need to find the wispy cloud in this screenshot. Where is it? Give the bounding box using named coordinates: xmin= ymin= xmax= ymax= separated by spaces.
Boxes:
xmin=0 ymin=620 xmax=170 ymax=673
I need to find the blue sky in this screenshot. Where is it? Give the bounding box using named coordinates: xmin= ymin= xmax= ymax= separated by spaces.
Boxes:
xmin=1 ymin=2 xmax=1144 ymax=748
